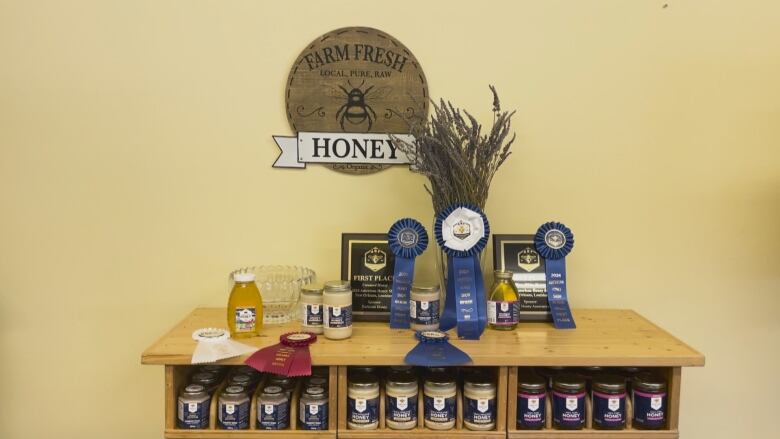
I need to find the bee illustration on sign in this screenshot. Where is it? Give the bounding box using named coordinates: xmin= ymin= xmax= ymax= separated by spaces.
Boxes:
xmin=326 ymin=81 xmax=392 ymax=131
xmin=364 ymin=247 xmax=387 ymax=272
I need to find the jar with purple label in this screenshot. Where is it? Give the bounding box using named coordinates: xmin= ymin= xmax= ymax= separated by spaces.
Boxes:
xmin=592 ymin=374 xmax=626 ymax=430
xmin=487 ymin=270 xmax=519 ymax=330
xmin=517 ymin=373 xmax=546 ymax=430
xmin=552 ymin=374 xmax=586 ymax=430
xmin=632 ymin=372 xmax=667 ymax=429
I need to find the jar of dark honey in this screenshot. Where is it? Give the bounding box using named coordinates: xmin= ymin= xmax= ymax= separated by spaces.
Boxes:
xmin=517 ymin=373 xmax=546 ymax=430
xmin=632 ymin=372 xmax=667 ymax=429
xmin=592 ymin=374 xmax=626 ymax=430
xmin=552 ymin=374 xmax=586 ymax=430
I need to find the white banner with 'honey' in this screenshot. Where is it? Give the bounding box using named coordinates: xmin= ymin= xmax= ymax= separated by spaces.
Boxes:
xmin=272 ymin=132 xmax=415 ymax=169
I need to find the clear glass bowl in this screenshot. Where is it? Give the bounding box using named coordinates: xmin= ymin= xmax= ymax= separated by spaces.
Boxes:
xmin=229 ymin=265 xmax=316 ymax=324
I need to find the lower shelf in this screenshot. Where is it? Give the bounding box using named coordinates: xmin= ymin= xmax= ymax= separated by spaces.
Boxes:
xmin=507 ymin=366 xmax=680 ymax=439
xmin=508 ymin=430 xmax=679 ymax=438
xmin=164 ymin=430 xmax=334 ymax=439
xmin=162 ymin=364 xmax=682 ymax=438
xmin=340 ymin=431 xmax=505 ymax=439
xmin=337 ymin=365 xmax=508 ymax=438
xmin=165 ymin=365 xmax=337 ymax=438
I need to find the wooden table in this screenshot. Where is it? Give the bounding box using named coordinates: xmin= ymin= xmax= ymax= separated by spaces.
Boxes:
xmin=142 ymin=308 xmax=704 ymax=438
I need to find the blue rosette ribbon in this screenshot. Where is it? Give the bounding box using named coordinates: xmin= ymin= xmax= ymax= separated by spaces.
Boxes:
xmin=434 ymin=204 xmax=490 ymax=339
xmin=404 ymin=330 xmax=472 ymax=366
xmin=387 ymin=218 xmax=429 ymax=329
xmin=534 ymin=221 xmax=576 ymax=329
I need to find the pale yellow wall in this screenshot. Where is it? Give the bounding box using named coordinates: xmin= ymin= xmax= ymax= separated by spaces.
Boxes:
xmin=1 ymin=0 xmax=778 ymax=438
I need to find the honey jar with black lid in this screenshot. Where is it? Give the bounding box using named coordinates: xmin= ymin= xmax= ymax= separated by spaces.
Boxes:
xmin=552 ymin=374 xmax=586 ymax=430
xmin=592 ymin=374 xmax=627 ymax=430
xmin=632 ymin=372 xmax=668 ymax=429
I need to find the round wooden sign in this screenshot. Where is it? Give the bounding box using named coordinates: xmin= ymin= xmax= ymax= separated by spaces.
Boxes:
xmin=286 ymin=27 xmax=429 ymax=174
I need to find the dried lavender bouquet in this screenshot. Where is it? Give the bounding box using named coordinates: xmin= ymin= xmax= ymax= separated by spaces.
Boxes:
xmin=394 ymin=86 xmax=515 ymax=214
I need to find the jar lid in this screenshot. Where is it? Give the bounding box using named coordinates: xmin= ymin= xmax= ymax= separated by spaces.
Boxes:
xmin=324 ymin=280 xmax=350 ymax=292
xmin=466 ymin=381 xmax=494 ymax=389
xmin=553 ymin=374 xmax=586 ymax=391
xmin=307 ymin=377 xmax=327 ymax=386
xmin=592 ymin=374 xmax=626 ymax=393
xmin=200 ymin=365 xmax=225 ymax=373
xmin=518 ymin=373 xmax=546 ymax=392
xmin=412 ymin=284 xmax=440 ymax=292
xmin=230 ymin=374 xmax=251 ymax=384
xmin=306 ymin=386 xmax=326 ymax=396
xmin=425 ymin=372 xmax=455 ymax=387
xmin=234 ymin=365 xmax=260 ymax=375
xmin=494 ymin=270 xmax=513 ymax=280
xmin=184 ymin=384 xmax=206 ymax=394
xmin=619 ymin=367 xmax=641 ymax=375
xmin=387 ymin=370 xmax=418 ymax=386
xmin=633 ymin=372 xmax=667 ymax=392
xmin=465 ymin=372 xmax=493 ymax=386
xmin=233 ymin=272 xmax=256 ymax=282
xmin=224 ymin=385 xmax=245 ymax=395
xmin=192 ymin=372 xmax=218 ymax=383
xmin=349 ymin=373 xmax=379 ymax=388
xmin=301 ymin=284 xmax=324 ymax=294
xmin=263 ymin=385 xmax=283 ymax=395
xmin=349 ymin=366 xmax=376 ymax=375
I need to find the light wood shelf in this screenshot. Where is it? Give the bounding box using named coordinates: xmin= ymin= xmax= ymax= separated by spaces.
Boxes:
xmin=142 ymin=308 xmax=704 ymax=367
xmin=143 ymin=308 xmax=703 ymax=438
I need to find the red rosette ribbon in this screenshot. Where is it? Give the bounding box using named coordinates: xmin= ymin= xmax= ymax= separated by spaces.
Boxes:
xmin=244 ymin=332 xmax=317 ymax=377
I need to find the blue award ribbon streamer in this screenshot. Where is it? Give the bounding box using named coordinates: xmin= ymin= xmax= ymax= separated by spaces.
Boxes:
xmin=387 ymin=218 xmax=428 ymax=329
xmin=434 ymin=204 xmax=490 ymax=340
xmin=534 ymin=221 xmax=576 ymax=329
xmin=404 ymin=331 xmax=472 ymax=366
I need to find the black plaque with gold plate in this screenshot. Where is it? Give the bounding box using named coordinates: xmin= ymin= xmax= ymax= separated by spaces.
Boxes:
xmin=341 ymin=233 xmax=395 ymax=321
xmin=492 ymin=234 xmax=552 ymax=322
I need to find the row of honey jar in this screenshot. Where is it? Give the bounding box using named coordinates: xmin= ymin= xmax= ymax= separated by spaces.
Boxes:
xmin=177 ymin=365 xmax=330 ymax=430
xmin=347 ymin=366 xmax=497 ymax=431
xmin=517 ymin=366 xmax=668 ymax=430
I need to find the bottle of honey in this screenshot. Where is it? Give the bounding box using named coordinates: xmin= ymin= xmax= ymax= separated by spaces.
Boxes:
xmin=227 ymin=272 xmax=263 ymax=338
xmin=487 ymin=270 xmax=519 ymax=330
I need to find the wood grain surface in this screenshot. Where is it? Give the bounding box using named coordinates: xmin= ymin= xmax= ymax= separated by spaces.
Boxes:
xmin=142 ymin=308 xmax=704 ymax=367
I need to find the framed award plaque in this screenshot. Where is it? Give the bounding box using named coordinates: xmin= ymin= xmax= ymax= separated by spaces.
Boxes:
xmin=492 ymin=234 xmax=552 ymax=322
xmin=341 ymin=233 xmax=395 ymax=321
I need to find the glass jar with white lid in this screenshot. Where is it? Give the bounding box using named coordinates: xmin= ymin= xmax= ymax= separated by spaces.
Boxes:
xmin=347 ymin=373 xmax=380 ymax=429
xmin=323 ymin=280 xmax=353 ymax=340
xmin=423 ymin=372 xmax=456 ymax=430
xmin=300 ymin=284 xmax=324 ymax=334
xmin=385 ymin=370 xmax=418 ymax=430
xmin=463 ymin=373 xmax=496 ymax=430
